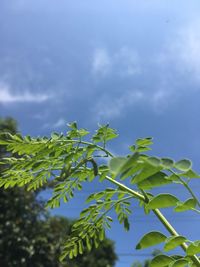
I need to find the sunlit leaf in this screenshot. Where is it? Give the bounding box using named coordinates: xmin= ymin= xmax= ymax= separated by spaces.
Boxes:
xmin=164 ymin=236 xmax=187 ymax=252
xmin=150 ymin=255 xmax=174 ymax=267
xmin=147 ymin=157 xmax=161 ymax=167
xmin=175 ymin=159 xmax=192 ymax=172
xmin=138 ymin=172 xmax=171 ymax=190
xmin=170 ymin=259 xmax=189 ymax=267
xmin=174 ymin=199 xmax=197 ymax=212
xmin=136 ymin=137 xmax=153 ymax=147
xmin=108 ymin=157 xmax=127 ymax=175
xmin=147 ymin=194 xmax=179 ymax=209
xmin=186 ymin=241 xmax=200 ymax=256
xmin=136 ymin=231 xmax=167 ymax=249
xmin=181 ymin=169 xmax=200 ymax=179
xmin=161 ymin=158 xmax=174 ymax=169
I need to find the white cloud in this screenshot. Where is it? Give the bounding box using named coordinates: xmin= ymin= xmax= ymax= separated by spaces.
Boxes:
xmin=92 ymin=48 xmax=111 ymax=76
xmin=159 ymin=20 xmax=200 ymax=81
xmin=0 ymin=84 xmax=51 ymax=104
xmin=42 ymin=118 xmax=66 ymax=129
xmin=92 ymin=46 xmax=141 ymax=78
xmin=150 ymin=89 xmax=173 ymax=113
xmin=94 ymin=89 xmax=144 ymax=120
xmin=92 ymin=86 xmax=176 ymax=119
xmin=114 ymin=46 xmax=141 ymax=76
xmin=53 ymin=118 xmax=66 ymax=128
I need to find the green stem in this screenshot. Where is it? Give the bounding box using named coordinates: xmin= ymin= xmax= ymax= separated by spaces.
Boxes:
xmin=105 ymin=175 xmax=200 ymax=267
xmin=105 ymin=175 xmax=145 ymax=201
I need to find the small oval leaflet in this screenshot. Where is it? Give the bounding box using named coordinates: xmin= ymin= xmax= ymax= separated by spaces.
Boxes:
xmin=161 ymin=158 xmax=174 ymax=168
xmin=147 ymin=157 xmax=161 ymax=167
xmin=186 ymin=241 xmax=200 ymax=256
xmin=170 ymin=259 xmax=189 ymax=267
xmin=108 ymin=157 xmax=127 ymax=176
xmin=136 ymin=231 xmax=167 ymax=250
xmin=174 ymin=198 xmax=197 ymax=212
xmin=147 ymin=194 xmax=179 ymax=209
xmin=164 ymin=236 xmax=187 ymax=252
xmin=150 ymin=255 xmax=174 ymax=267
xmin=174 ymin=159 xmax=192 ymax=171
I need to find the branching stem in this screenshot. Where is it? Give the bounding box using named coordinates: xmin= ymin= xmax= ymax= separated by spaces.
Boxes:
xmin=105 ymin=175 xmax=200 ymax=267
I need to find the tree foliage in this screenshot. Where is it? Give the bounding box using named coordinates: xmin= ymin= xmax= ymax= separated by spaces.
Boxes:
xmin=0 ymin=118 xmax=117 ymax=267
xmin=1 ymin=120 xmax=200 ymax=266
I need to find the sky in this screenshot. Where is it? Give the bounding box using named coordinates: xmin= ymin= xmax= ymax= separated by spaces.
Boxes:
xmin=1 ymin=1 xmax=200 ymax=266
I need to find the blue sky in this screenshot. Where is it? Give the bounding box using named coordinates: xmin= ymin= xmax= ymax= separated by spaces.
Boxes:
xmin=1 ymin=1 xmax=200 ymax=266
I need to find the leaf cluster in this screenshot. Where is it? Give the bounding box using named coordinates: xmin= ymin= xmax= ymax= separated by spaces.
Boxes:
xmin=1 ymin=123 xmax=200 ymax=266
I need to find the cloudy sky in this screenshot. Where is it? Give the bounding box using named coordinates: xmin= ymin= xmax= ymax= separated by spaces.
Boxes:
xmin=1 ymin=1 xmax=200 ymax=266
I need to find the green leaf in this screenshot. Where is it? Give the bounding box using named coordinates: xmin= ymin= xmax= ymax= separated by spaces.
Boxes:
xmin=123 ymin=217 xmax=130 ymax=232
xmin=174 ymin=198 xmax=197 ymax=212
xmin=78 ymin=129 xmax=89 ymax=137
xmin=164 ymin=236 xmax=187 ymax=252
xmin=109 ymin=153 xmax=139 ymax=177
xmin=186 ymin=241 xmax=200 ymax=256
xmin=138 ymin=172 xmax=171 ymax=190
xmin=129 ymin=145 xmax=136 ymax=152
xmin=136 ymin=231 xmax=167 ymax=249
xmin=136 ymin=137 xmax=153 ymax=147
xmin=108 ymin=157 xmax=127 ymax=176
xmin=137 ymin=146 xmax=151 ymax=152
xmin=167 ymin=174 xmax=180 ymax=182
xmin=181 ymin=169 xmax=200 ymax=179
xmin=92 ymin=124 xmax=118 ymax=143
xmin=86 ymin=235 xmax=92 ymax=251
xmin=51 ymin=132 xmax=60 ymax=140
xmin=150 ymin=255 xmax=174 ymax=267
xmin=67 ymin=121 xmax=77 ymax=129
xmin=132 ymin=163 xmax=162 ymax=184
xmin=119 ymin=153 xmax=140 ymax=173
xmin=161 ymin=158 xmax=174 ymax=169
xmin=120 ymin=161 xmax=143 ymax=180
xmin=170 ymin=259 xmax=189 ymax=267
xmin=147 ymin=194 xmax=179 ymax=209
xmin=175 ymin=159 xmax=192 ymax=171
xmin=147 ymin=157 xmax=161 ymax=167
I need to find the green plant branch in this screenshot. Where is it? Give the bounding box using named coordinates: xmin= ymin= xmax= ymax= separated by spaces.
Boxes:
xmin=105 ymin=175 xmax=145 ymax=201
xmin=105 ymin=175 xmax=200 ymax=267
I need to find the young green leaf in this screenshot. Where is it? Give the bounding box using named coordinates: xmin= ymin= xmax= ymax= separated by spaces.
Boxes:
xmin=108 ymin=157 xmax=127 ymax=176
xmin=150 ymin=255 xmax=174 ymax=267
xmin=147 ymin=194 xmax=179 ymax=209
xmin=136 ymin=231 xmax=167 ymax=249
xmin=174 ymin=199 xmax=197 ymax=212
xmin=186 ymin=241 xmax=200 ymax=256
xmin=147 ymin=157 xmax=161 ymax=167
xmin=161 ymin=158 xmax=174 ymax=169
xmin=174 ymin=159 xmax=192 ymax=171
xmin=136 ymin=137 xmax=153 ymax=147
xmin=164 ymin=236 xmax=187 ymax=252
xmin=181 ymin=169 xmax=200 ymax=179
xmin=132 ymin=163 xmax=162 ymax=184
xmin=138 ymin=172 xmax=171 ymax=190
xmin=109 ymin=153 xmax=139 ymax=178
xmin=169 ymin=259 xmax=189 ymax=267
